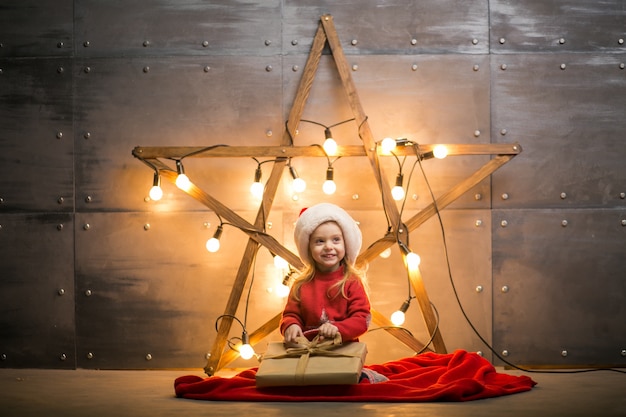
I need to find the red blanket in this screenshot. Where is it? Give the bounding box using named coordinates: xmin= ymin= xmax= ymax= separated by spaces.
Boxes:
xmin=175 ymin=350 xmax=536 ymax=402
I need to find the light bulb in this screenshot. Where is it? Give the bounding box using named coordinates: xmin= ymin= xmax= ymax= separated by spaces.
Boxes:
xmin=276 ymin=283 xmax=290 ymax=298
xmin=292 ymin=177 xmax=307 ymax=193
xmin=390 ymin=310 xmax=406 ymax=326
xmin=206 ymin=225 xmax=223 ymax=253
xmin=381 ymin=137 xmax=397 ymax=154
xmin=406 ymin=251 xmax=421 ymax=270
xmin=323 ymin=138 xmax=337 ymax=156
xmin=175 ymin=173 xmax=191 ymax=191
xmin=149 ymin=173 xmax=163 ymax=201
xmin=250 ymin=181 xmax=264 ymax=199
xmin=391 ymin=186 xmax=405 ymax=201
xmin=323 ymin=180 xmax=336 ymax=195
xmin=239 ymin=331 xmax=255 ymax=360
xmin=273 ymin=255 xmax=288 ymax=269
xmin=433 ymin=145 xmax=448 ymax=159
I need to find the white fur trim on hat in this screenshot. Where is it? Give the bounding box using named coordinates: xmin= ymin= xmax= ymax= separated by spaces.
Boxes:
xmin=294 ymin=203 xmax=362 ymax=266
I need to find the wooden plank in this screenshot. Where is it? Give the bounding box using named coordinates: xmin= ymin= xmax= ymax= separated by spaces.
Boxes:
xmin=406 ymin=265 xmax=447 ymax=353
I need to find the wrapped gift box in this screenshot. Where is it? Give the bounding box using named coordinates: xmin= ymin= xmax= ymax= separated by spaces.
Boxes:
xmin=256 ymin=338 xmax=367 ymax=388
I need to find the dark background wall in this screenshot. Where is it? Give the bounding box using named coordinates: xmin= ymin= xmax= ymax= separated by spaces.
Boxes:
xmin=1 ymin=0 xmax=624 ymax=370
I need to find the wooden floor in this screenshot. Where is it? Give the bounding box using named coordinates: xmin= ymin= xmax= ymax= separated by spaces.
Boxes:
xmin=1 ymin=367 xmax=624 ymax=417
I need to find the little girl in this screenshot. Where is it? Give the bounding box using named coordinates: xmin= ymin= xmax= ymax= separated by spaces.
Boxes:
xmin=280 ymin=203 xmax=371 ymax=344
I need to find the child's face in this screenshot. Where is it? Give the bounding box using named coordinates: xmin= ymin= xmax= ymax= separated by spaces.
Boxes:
xmin=308 ymin=221 xmax=346 ymax=273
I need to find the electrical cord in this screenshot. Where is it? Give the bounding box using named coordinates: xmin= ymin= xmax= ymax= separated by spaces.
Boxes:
xmin=412 ymin=143 xmax=625 ymax=375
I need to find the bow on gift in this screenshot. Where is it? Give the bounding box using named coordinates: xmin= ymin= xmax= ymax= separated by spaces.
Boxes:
xmin=261 ymin=334 xmax=363 ymax=385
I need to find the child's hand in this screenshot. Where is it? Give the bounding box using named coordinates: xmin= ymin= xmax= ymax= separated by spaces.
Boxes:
xmin=284 ymin=324 xmax=304 ymax=343
xmin=317 ymin=323 xmax=339 ymax=341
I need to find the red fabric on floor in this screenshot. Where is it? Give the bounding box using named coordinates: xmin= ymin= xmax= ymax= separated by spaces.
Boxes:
xmin=174 ymin=350 xmax=536 ymax=402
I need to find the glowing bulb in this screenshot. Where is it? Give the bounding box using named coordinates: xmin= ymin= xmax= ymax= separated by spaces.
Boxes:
xmin=379 ymin=247 xmax=392 ymax=259
xmin=239 ymin=343 xmax=255 ymax=360
xmin=433 ymin=145 xmax=448 ymax=159
xmin=292 ymin=177 xmax=306 ymax=193
xmin=175 ymin=173 xmax=191 ymax=191
xmin=323 ymin=138 xmax=337 ymax=156
xmin=381 ymin=137 xmax=397 ymax=154
xmin=390 ymin=310 xmax=406 ymax=326
xmin=149 ymin=185 xmax=163 ymax=201
xmin=250 ymin=181 xmax=264 ymax=199
xmin=273 ymin=255 xmax=288 ymax=269
xmin=206 ymin=237 xmax=220 ymax=252
xmin=323 ymin=180 xmax=336 ymax=195
xmin=406 ymin=252 xmax=421 ymax=270
xmin=276 ymin=283 xmax=290 ymax=298
xmin=392 ymin=185 xmax=405 ymax=201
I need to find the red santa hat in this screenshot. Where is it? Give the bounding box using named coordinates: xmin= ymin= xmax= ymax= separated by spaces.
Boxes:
xmin=294 ymin=203 xmax=362 ymax=267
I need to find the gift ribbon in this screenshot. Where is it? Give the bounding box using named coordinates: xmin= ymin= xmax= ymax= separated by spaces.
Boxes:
xmin=261 ymin=335 xmax=364 ymax=385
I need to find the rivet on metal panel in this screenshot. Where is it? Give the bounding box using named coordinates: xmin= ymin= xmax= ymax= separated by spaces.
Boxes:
xmin=58 ymin=288 xmax=65 ymax=296
xmin=143 ymin=40 xmax=150 ymax=47
xmin=202 ymin=41 xmax=209 ymax=47
xmin=475 ymin=220 xmax=482 ymax=227
xmin=499 ymin=38 xmax=506 ymax=44
xmin=84 ymin=132 xmax=91 ymax=139
xmin=57 ymin=42 xmax=64 ymax=48
xmin=475 ymin=285 xmax=483 ymax=293
xmin=561 ymin=220 xmax=568 ymax=227
xmin=56 ymin=131 xmax=63 ymax=139
xmin=621 ymin=349 xmax=626 ymax=357
xmin=144 ymin=224 xmax=150 ymax=231
xmin=620 ymin=193 xmax=626 ymax=199
xmin=560 ymin=63 xmax=567 ymax=70
xmin=474 ymin=130 xmax=481 ymax=137
xmin=85 ymin=195 xmax=92 ymax=203
xmin=204 ymin=66 xmax=210 ymax=72
xmin=618 ymin=39 xmax=624 ymax=45
xmin=83 ymin=224 xmax=90 ymax=231
xmin=83 ymin=41 xmax=90 ymax=47
xmin=560 ymin=192 xmax=567 ymax=199
xmin=500 ymin=64 xmax=507 ymax=70
xmin=291 ymin=39 xmax=298 ymax=46
xmin=351 ymin=64 xmax=358 ymax=71
xmin=265 ymin=65 xmax=273 ymax=72
xmin=476 ymin=351 xmax=483 ymax=357
xmin=57 ymin=197 xmax=64 ymax=204
xmin=84 ymin=66 xmax=90 ymax=74
xmin=500 ymin=220 xmax=508 ymax=227
xmin=500 ymin=129 xmax=508 ymax=135
xmin=501 ymin=350 xmax=509 ymax=357
xmin=205 ymin=353 xmax=211 ymax=359
xmin=351 ymin=39 xmax=358 ymax=46
xmin=561 ymin=350 xmax=568 ymax=357
xmin=501 ymin=285 xmax=509 ymax=293
xmin=267 ymin=222 xmax=273 ymax=229
xmin=1 ymin=353 xmax=6 ymax=360
xmin=411 ymin=38 xmax=417 ymax=45
xmin=620 ymin=63 xmax=625 ymax=70
xmin=559 ymin=38 xmax=566 ymax=45
xmin=474 ymin=193 xmax=482 ymax=200
xmin=145 ymin=353 xmax=153 ymax=361
xmin=266 ymin=130 xmax=273 ymax=137
xmin=620 ymin=219 xmax=626 ymax=227
xmin=292 ymin=65 xmax=299 ymax=72
xmin=57 ymin=224 xmax=63 ymax=231
xmin=501 ymin=193 xmax=509 ymax=200
xmin=60 ymin=353 xmax=67 ymax=361
xmin=143 ymin=66 xmax=150 ymax=73
xmin=264 ymin=40 xmax=271 ymax=46
xmin=473 ymin=64 xmax=479 ymax=71
xmin=411 ymin=194 xmax=418 ymax=201
xmin=0 ymin=68 xmax=3 ymax=75
xmin=85 ymin=290 xmax=92 ymax=296
xmin=411 ymin=64 xmax=418 ymax=71
xmin=87 ymin=352 xmax=94 ymax=359
xmin=472 ymin=38 xmax=478 ymax=45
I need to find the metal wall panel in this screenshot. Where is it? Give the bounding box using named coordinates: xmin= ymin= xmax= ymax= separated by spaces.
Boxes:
xmin=491 ymin=0 xmax=626 ymax=53
xmin=492 ymin=209 xmax=626 ymax=366
xmin=491 ymin=53 xmax=626 ymax=209
xmin=0 ymin=58 xmax=74 ymax=212
xmin=283 ymin=0 xmax=489 ymax=54
xmin=0 ymin=213 xmax=75 ymax=369
xmin=74 ymin=56 xmax=283 ymax=212
xmin=0 ymin=0 xmax=73 ymax=58
xmin=75 ymin=0 xmax=282 ymax=57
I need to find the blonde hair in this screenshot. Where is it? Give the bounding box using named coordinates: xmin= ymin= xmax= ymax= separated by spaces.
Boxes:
xmin=290 ymin=259 xmax=369 ymax=302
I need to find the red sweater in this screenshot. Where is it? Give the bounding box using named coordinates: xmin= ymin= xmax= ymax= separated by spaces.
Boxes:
xmin=280 ymin=266 xmax=371 ymax=342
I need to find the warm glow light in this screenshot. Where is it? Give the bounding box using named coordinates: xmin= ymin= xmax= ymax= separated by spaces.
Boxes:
xmin=390 ymin=310 xmax=406 ymax=326
xmin=239 ymin=343 xmax=255 ymax=360
xmin=250 ymin=181 xmax=264 ymax=199
xmin=406 ymin=252 xmax=421 ymax=270
xmin=292 ymin=177 xmax=306 ymax=193
xmin=392 ymin=185 xmax=405 ymax=201
xmin=323 ymin=138 xmax=338 ymax=156
xmin=381 ymin=137 xmax=397 ymax=155
xmin=206 ymin=237 xmax=220 ymax=253
xmin=276 ymin=283 xmax=290 ymax=298
xmin=273 ymin=255 xmax=289 ymax=269
xmin=433 ymin=145 xmax=448 ymax=159
xmin=149 ymin=185 xmax=163 ymax=201
xmin=175 ymin=173 xmax=191 ymax=191
xmin=323 ymin=180 xmax=336 ymax=195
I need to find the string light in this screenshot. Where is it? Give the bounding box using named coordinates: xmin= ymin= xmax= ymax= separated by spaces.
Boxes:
xmin=322 ymin=166 xmax=336 ymax=195
xmin=391 ymin=173 xmax=405 ymax=201
xmin=175 ymin=160 xmax=191 ymax=191
xmin=149 ymin=172 xmax=163 ymax=201
xmin=391 ymin=298 xmax=411 ymax=326
xmin=380 ymin=137 xmax=397 ymax=155
xmin=288 ymin=161 xmax=307 ymax=193
xmin=323 ymin=128 xmax=338 ymax=156
xmin=250 ymin=164 xmax=264 ymax=199
xmin=433 ymin=144 xmax=448 ymax=159
xmin=206 ymin=224 xmax=223 ymax=253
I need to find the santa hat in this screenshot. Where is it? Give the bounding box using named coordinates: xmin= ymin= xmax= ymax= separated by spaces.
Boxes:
xmin=294 ymin=203 xmax=362 ymax=267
